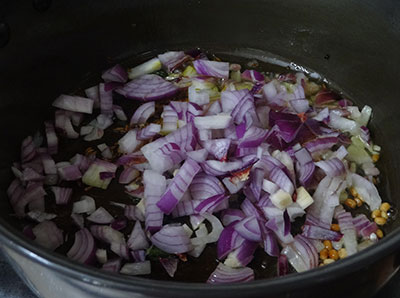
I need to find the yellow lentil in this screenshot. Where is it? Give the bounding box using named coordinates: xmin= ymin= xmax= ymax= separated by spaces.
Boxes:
xmin=380 ymin=202 xmax=391 ymax=213
xmin=338 ymin=248 xmax=347 ymax=259
xmin=372 ymin=154 xmax=380 ymax=163
xmin=323 ymin=259 xmax=335 ymax=265
xmin=374 ymin=217 xmax=387 ymax=226
xmin=329 ymin=249 xmax=339 ymax=260
xmin=355 ymin=198 xmax=363 ymax=207
xmin=371 ymin=209 xmax=381 ymax=219
xmin=319 ymin=248 xmax=329 ymax=260
xmin=349 ymin=187 xmax=358 ymax=197
xmin=376 ymin=229 xmax=384 ymax=238
xmin=331 ymin=224 xmax=340 ymax=232
xmin=344 ymin=198 xmax=357 ymax=209
xmin=323 ymin=240 xmax=333 ymax=250
xmin=381 ymin=211 xmax=389 ymax=219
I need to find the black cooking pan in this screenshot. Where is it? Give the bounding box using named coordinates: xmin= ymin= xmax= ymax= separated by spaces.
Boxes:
xmin=1 ymin=0 xmax=400 ymax=297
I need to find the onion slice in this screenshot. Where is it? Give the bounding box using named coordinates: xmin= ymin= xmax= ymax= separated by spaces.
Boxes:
xmin=67 ymin=228 xmax=96 ymax=264
xmin=207 ymin=263 xmax=254 ymax=284
xmin=117 ymin=74 xmax=178 ymax=101
xmin=151 ymin=224 xmax=193 ymax=254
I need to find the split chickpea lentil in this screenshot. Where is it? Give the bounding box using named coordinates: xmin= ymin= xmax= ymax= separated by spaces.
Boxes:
xmin=371 ymin=202 xmax=392 ymax=226
xmin=319 ymin=240 xmax=346 ymax=265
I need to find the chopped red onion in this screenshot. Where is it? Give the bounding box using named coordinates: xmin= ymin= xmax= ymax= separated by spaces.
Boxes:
xmin=128 ymin=221 xmax=149 ymax=251
xmin=118 ymin=167 xmax=139 ymax=184
xmin=21 ymin=136 xmax=36 ymax=163
xmin=57 ymin=164 xmax=82 ymax=181
xmin=194 ymin=194 xmax=228 ymax=214
xmin=190 ymin=172 xmax=225 ymax=201
xmin=67 ymin=228 xmax=96 ymax=264
xmin=124 ymin=204 xmax=145 ymax=222
xmin=260 ymin=224 xmax=280 ymax=257
xmin=157 ymin=159 xmax=201 ymax=214
xmin=118 ymin=129 xmax=142 ymax=154
xmin=40 ymin=153 xmax=58 ymax=185
xmin=186 ymin=149 xmax=208 ymax=163
xmin=90 ymin=225 xmax=125 ymax=245
xmin=188 ymin=85 xmax=210 ymax=106
xmin=203 ymin=138 xmax=231 ymax=161
xmin=222 ymin=177 xmax=246 ymax=194
xmin=70 ymin=154 xmax=92 ymax=173
xmin=96 ymin=249 xmax=108 ymax=264
xmin=112 ymin=105 xmax=127 ymax=121
xmin=50 ymin=186 xmax=72 ymax=205
xmin=151 ymin=224 xmax=193 ymax=254
xmin=171 ymin=192 xmax=196 ymax=218
xmin=290 ymin=99 xmax=309 ymax=113
xmin=87 ymin=207 xmax=114 ymax=224
xmin=117 ymin=74 xmax=178 ymax=101
xmin=120 ymin=261 xmax=151 ymax=276
xmin=44 ymin=122 xmax=58 ymax=155
xmin=234 ymin=216 xmax=261 ymax=242
xmin=158 ymin=51 xmax=186 ymax=71
xmin=99 ymin=83 xmax=113 ymax=117
xmin=72 ymin=195 xmax=96 ymax=214
xmin=137 ymin=123 xmax=161 ymax=141
xmin=143 ymin=170 xmax=166 ymax=233
xmin=14 ymin=182 xmax=46 ymax=216
xmin=52 ymin=95 xmax=93 ymax=114
xmin=130 ymin=102 xmax=155 ymax=125
xmin=96 ymin=114 xmax=113 ymax=130
xmin=21 ymin=167 xmax=44 ymax=182
xmin=191 ymin=213 xmax=223 ymax=245
xmin=101 ymin=64 xmax=128 ymax=83
xmin=26 ymin=210 xmax=56 ymax=223
xmin=242 ymin=69 xmax=264 ymax=83
xmin=159 ymin=257 xmax=179 ymax=277
xmin=217 ymin=224 xmax=245 ymax=259
xmin=110 ymin=242 xmax=130 ymax=260
xmin=335 ymin=209 xmax=358 ymax=256
xmin=304 ymin=136 xmax=339 ymax=154
xmin=269 ymin=167 xmax=294 ymax=195
xmin=201 ymin=155 xmax=258 ymax=177
xmin=102 ymin=258 xmax=122 ymax=273
xmin=237 ymin=126 xmax=268 ymax=150
xmin=194 ymin=114 xmax=232 ymax=130
xmin=353 ymin=214 xmax=378 ymax=238
xmin=82 ymin=159 xmax=117 ymax=189
xmin=85 ymin=85 xmax=100 ymax=109
xmin=315 ymin=157 xmax=346 ymax=177
xmin=189 ymin=214 xmax=205 ymax=230
xmin=221 ymin=209 xmax=245 ymax=226
xmin=207 ymin=263 xmax=254 ymax=284
xmin=54 ymin=110 xmax=77 ymax=138
xmin=161 ymin=105 xmax=178 ymax=133
xmin=277 ymin=254 xmax=288 ymax=276
xmin=131 ymin=250 xmax=146 ymax=262
xmin=350 ymin=173 xmax=381 ymax=211
xmin=32 ymin=221 xmax=63 ymax=251
xmin=193 ymin=60 xmax=229 ymax=79
xmin=301 ymin=225 xmax=342 ymax=241
xmin=188 ymin=223 xmax=208 ymax=257
xmin=231 ymin=92 xmax=257 ymax=127
xmin=110 ymin=218 xmax=127 ymax=231
xmin=224 ymin=238 xmax=258 ymax=268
